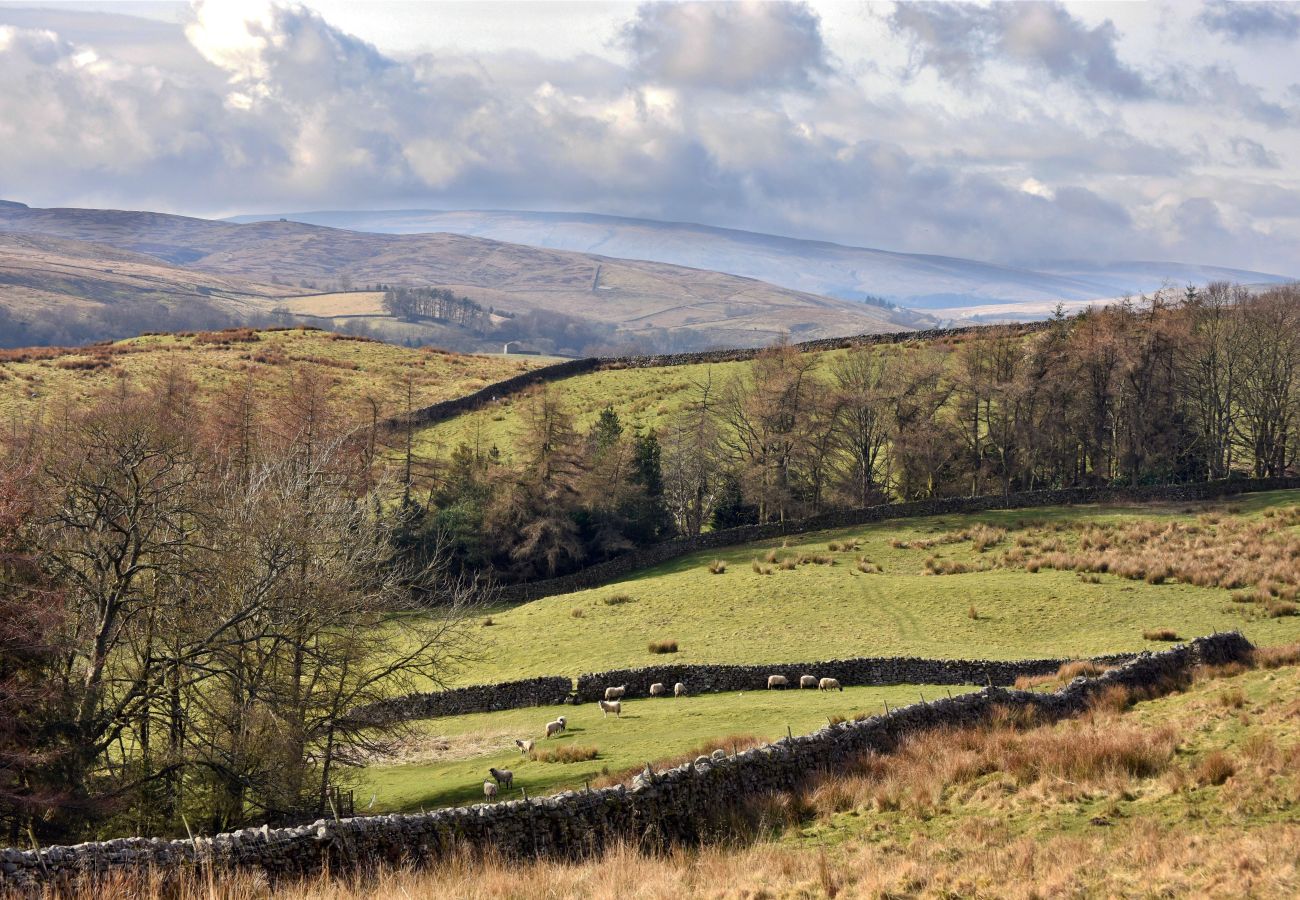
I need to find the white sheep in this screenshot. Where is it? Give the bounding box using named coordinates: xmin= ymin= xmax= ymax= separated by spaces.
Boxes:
xmin=604 ymin=685 xmax=627 ymax=701
xmin=599 ymin=699 xmax=622 ymax=717
xmin=483 ymin=780 xmax=498 ymax=802
xmin=488 ymin=767 xmax=514 ymax=789
xmin=673 ymin=682 xmax=687 ymax=697
xmin=515 ymin=738 xmax=535 ymax=757
xmin=767 ymin=675 xmax=789 ymax=690
xmin=545 ymin=716 xmax=567 ymax=738
xmin=649 ymin=682 xmax=667 ymax=697
xmin=799 ymin=675 xmax=818 ymax=689
xmin=818 ymin=677 xmax=843 ymax=692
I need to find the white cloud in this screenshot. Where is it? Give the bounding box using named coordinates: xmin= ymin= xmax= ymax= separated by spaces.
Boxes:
xmin=0 ymin=0 xmax=1295 ymax=274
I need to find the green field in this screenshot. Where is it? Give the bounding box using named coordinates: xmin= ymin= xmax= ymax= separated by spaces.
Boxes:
xmin=436 ymin=490 xmax=1300 ymax=687
xmin=359 ymin=683 xmax=977 ymax=812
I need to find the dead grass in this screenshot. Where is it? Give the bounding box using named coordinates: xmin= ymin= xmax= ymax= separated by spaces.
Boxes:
xmin=1014 ymin=659 xmax=1110 ymax=690
xmin=648 ymin=640 xmax=678 ymax=655
xmin=1013 ymin=508 xmax=1300 ymax=621
xmin=707 ymin=560 xmax=726 ymax=575
xmin=533 ymin=745 xmax=599 ymax=764
xmin=1143 ymin=628 xmax=1181 ymax=642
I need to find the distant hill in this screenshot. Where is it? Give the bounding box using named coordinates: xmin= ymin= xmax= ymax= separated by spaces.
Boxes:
xmin=0 ymin=203 xmax=922 ymax=350
xmin=227 ymin=208 xmax=1297 ymax=317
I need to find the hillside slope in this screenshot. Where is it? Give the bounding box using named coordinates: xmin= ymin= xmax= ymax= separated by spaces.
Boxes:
xmin=228 ymin=207 xmax=1296 ymax=314
xmin=0 ymin=203 xmax=921 ymax=348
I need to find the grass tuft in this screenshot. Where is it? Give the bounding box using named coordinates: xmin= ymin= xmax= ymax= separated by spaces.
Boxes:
xmin=648 ymin=639 xmax=678 ymax=655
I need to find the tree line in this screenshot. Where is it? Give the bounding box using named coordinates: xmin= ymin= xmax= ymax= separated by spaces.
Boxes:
xmin=382 ymin=287 xmax=491 ymax=333
xmin=402 ymin=284 xmax=1299 ymax=582
xmin=0 ymin=370 xmax=480 ymax=844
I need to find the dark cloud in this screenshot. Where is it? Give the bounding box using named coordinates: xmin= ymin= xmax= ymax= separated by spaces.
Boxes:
xmin=889 ymin=1 xmax=1151 ymax=98
xmin=622 ymin=1 xmax=831 ymax=92
xmin=1200 ymin=1 xmax=1300 ymax=42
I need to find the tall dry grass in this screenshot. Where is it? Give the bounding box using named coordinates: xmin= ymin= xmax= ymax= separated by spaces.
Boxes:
xmin=1011 ymin=508 xmax=1300 ymax=617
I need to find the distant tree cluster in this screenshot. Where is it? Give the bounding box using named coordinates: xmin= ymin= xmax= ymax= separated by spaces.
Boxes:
xmin=382 ymin=287 xmax=489 ymax=332
xmin=403 ymin=284 xmax=1300 ymax=583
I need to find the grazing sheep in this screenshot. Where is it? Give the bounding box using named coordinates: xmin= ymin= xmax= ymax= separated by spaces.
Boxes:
xmin=818 ymin=677 xmax=843 ymax=692
xmin=767 ymin=675 xmax=789 ymax=690
xmin=545 ymin=716 xmax=567 ymax=738
xmin=649 ymin=682 xmax=667 ymax=697
xmin=799 ymin=675 xmax=818 ymax=689
xmin=673 ymin=682 xmax=687 ymax=697
xmin=515 ymin=739 xmax=535 ymax=757
xmin=599 ymin=699 xmax=622 ymax=717
xmin=483 ymin=781 xmax=498 ymax=802
xmin=604 ymin=685 xmax=627 ymax=701
xmin=488 ymin=767 xmax=514 ymax=790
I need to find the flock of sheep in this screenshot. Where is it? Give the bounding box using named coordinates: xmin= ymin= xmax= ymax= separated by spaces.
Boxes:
xmin=480 ymin=673 xmax=843 ymax=801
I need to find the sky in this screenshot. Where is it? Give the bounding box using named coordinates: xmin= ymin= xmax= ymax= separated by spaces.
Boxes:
xmin=0 ymin=0 xmax=1297 ymax=273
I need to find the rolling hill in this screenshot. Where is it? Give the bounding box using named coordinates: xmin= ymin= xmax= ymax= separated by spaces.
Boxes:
xmin=0 ymin=202 xmax=923 ymax=350
xmin=228 ymin=208 xmax=1297 ymax=316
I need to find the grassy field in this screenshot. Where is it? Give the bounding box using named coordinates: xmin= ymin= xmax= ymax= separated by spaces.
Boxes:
xmin=357 ymin=683 xmax=977 ymax=813
xmin=277 ymin=292 xmax=388 ymax=317
xmin=81 ymin=648 xmax=1300 ymax=897
xmin=440 ymin=490 xmax=1300 ymax=686
xmin=0 ymin=327 xmax=549 ymax=422
xmin=413 ymin=338 xmax=938 ymax=459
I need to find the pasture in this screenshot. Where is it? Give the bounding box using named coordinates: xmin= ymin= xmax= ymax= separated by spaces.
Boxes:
xmin=359 ymin=682 xmax=977 ymax=813
xmin=442 ymin=490 xmax=1300 ymax=686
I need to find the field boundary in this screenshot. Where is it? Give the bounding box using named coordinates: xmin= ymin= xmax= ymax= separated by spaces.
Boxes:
xmin=500 ymin=476 xmax=1300 ymax=601
xmin=385 ymin=321 xmax=1050 ymax=432
xmin=0 ymin=632 xmax=1252 ymax=889
xmin=349 ymin=650 xmax=1141 ymax=726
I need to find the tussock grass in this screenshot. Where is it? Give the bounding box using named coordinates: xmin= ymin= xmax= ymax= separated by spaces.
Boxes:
xmin=1142 ymin=628 xmax=1181 ymax=642
xmin=533 ymin=745 xmax=598 ymax=764
xmin=648 ymin=639 xmax=678 ymax=655
xmin=707 ymin=559 xmax=727 ymax=575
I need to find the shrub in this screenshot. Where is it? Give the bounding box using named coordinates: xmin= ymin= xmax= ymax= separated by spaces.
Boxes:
xmin=708 ymin=559 xmax=727 ymax=574
xmin=534 ymin=745 xmax=599 ymax=764
xmin=648 ymin=639 xmax=678 ymax=654
xmin=1266 ymin=600 xmax=1298 ymax=618
xmin=1143 ymin=628 xmax=1181 ymax=642
xmin=1195 ymin=751 xmax=1236 ymax=786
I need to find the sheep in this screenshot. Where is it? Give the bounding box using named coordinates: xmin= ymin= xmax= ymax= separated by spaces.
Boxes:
xmin=599 ymin=699 xmax=622 ymax=717
xmin=649 ymin=682 xmax=667 ymax=697
xmin=673 ymin=682 xmax=687 ymax=697
xmin=819 ymin=677 xmax=843 ymax=692
xmin=515 ymin=738 xmax=535 ymax=757
xmin=604 ymin=685 xmax=627 ymax=701
xmin=767 ymin=674 xmax=789 ymax=690
xmin=545 ymin=716 xmax=567 ymax=738
xmin=488 ymin=767 xmax=514 ymax=790
xmin=799 ymin=675 xmax=818 ymax=689
xmin=483 ymin=781 xmax=498 ymax=802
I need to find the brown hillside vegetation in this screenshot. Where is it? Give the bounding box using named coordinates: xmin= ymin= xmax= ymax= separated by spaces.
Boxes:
xmin=24 ymin=647 xmax=1300 ymax=899
xmin=0 ymin=205 xmax=916 ymax=348
xmin=0 ymin=328 xmax=548 ymax=422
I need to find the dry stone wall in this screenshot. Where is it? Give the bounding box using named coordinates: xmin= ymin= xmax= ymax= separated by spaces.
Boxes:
xmin=0 ymin=633 xmax=1253 ymax=892
xmin=572 ymin=652 xmax=1138 ymax=703
xmin=347 ymin=676 xmax=572 ymax=726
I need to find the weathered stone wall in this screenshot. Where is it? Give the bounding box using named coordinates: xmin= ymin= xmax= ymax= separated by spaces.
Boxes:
xmin=347 ymin=676 xmax=573 ymax=726
xmin=0 ymin=633 xmax=1252 ymax=891
xmin=501 ymin=477 xmax=1300 ymax=601
xmin=572 ymin=652 xmax=1138 ymax=703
